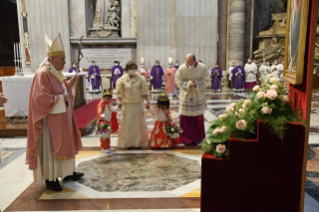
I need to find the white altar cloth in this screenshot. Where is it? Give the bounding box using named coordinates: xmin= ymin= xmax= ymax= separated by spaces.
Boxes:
xmin=0 ymin=73 xmax=87 ymax=117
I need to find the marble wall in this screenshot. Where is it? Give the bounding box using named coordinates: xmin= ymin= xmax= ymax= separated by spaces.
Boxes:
xmin=226 ymin=0 xmax=246 ymax=67
xmin=136 ymin=0 xmax=218 ymax=70
xmin=25 ymin=0 xmax=71 ymax=72
xmin=244 ymin=0 xmax=252 ymax=61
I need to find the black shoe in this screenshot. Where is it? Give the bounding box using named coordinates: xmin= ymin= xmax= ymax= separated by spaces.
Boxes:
xmin=184 ymin=143 xmax=193 ymax=146
xmin=135 ymin=146 xmax=142 ymax=150
xmin=45 ymin=178 xmax=63 ymax=192
xmin=127 ymin=147 xmax=134 ymax=150
xmin=192 ymin=143 xmax=198 ymax=146
xmin=63 ymin=172 xmax=84 ymax=181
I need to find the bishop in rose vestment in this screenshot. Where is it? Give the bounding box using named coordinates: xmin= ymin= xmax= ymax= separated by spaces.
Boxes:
xmin=26 ymin=33 xmax=83 ymax=192
xmin=175 ymin=54 xmax=210 ymax=145
xmin=164 ymin=57 xmax=177 ymax=94
xmin=137 ymin=57 xmax=149 ymax=80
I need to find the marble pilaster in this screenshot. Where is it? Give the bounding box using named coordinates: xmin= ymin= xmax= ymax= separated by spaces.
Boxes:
xmin=226 ymin=0 xmax=246 ymax=67
xmin=218 ymin=0 xmax=228 ymax=70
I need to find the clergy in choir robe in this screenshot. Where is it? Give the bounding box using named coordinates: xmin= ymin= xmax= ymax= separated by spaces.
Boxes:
xmin=227 ymin=62 xmax=235 ymax=88
xmin=150 ymin=60 xmax=164 ymax=91
xmin=244 ymin=58 xmax=258 ymax=90
xmin=111 ymin=61 xmax=124 ymax=89
xmin=258 ymin=61 xmax=271 ymax=82
xmin=232 ymin=61 xmax=245 ymax=92
xmin=69 ymin=62 xmax=80 ymax=73
xmin=26 ymin=33 xmax=83 ymax=192
xmin=88 ymin=61 xmax=101 ymax=93
xmin=164 ymin=57 xmax=177 ymax=95
xmin=211 ymin=63 xmax=223 ymax=92
xmin=277 ymin=60 xmax=284 ymax=82
xmin=137 ymin=57 xmax=149 ymax=80
xmin=175 ymin=54 xmax=210 ymax=145
xmin=270 ymin=60 xmax=280 ymax=78
xmin=174 ymin=60 xmax=179 ymax=70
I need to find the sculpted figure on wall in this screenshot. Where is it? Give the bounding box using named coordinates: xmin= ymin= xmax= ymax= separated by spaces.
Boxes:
xmin=253 ymin=38 xmax=285 ymax=65
xmin=270 ymin=13 xmax=287 ymax=28
xmin=92 ymin=0 xmax=121 ymax=29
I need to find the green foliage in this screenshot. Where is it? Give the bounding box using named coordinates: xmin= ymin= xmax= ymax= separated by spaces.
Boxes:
xmin=202 ymin=76 xmax=306 ymax=158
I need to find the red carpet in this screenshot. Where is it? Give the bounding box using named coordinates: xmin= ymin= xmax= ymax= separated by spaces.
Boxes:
xmin=75 ymin=99 xmax=100 ymax=129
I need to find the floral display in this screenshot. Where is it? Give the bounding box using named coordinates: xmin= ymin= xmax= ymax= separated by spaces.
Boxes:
xmin=202 ymin=76 xmax=305 ymax=158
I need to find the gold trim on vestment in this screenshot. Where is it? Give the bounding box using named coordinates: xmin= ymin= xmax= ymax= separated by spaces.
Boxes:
xmin=47 ymin=51 xmax=65 ymax=57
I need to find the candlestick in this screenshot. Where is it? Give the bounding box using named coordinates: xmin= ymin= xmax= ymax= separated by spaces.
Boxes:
xmin=19 ymin=43 xmax=24 ymax=76
xmin=13 ymin=43 xmax=17 ymax=76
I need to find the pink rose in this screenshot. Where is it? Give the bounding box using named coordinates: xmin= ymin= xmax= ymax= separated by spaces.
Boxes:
xmin=256 ymin=91 xmax=265 ymax=99
xmin=267 ymin=74 xmax=273 ymax=79
xmin=226 ymin=106 xmax=234 ymax=112
xmin=261 ymin=106 xmax=272 ymax=115
xmin=253 ymin=85 xmax=260 ymax=92
xmin=279 ymin=95 xmax=289 ymax=103
xmin=270 ymin=77 xmax=280 ymax=83
xmin=216 ymin=144 xmax=227 ymax=154
xmin=220 ymin=126 xmax=227 ymax=133
xmin=266 ymin=90 xmax=277 ymax=100
xmin=213 ymin=128 xmax=221 ymax=135
xmin=218 ymin=114 xmax=228 ymax=121
xmin=207 ymin=140 xmax=212 ymax=144
xmin=230 ymin=103 xmax=236 ymax=108
xmin=239 ymin=109 xmax=244 ymax=113
xmin=243 ymin=100 xmax=252 ymax=108
xmin=236 ymin=120 xmax=247 ymax=130
xmin=270 ymin=85 xmax=278 ymax=91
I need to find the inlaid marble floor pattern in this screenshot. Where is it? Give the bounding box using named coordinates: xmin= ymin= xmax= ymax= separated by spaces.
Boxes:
xmin=1 ymin=92 xmax=319 ymax=212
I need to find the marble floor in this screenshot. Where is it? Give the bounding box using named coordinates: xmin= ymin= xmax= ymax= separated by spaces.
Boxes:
xmin=1 ymin=91 xmax=319 ymax=211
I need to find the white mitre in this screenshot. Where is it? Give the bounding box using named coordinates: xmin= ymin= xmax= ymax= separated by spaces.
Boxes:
xmin=39 ymin=33 xmax=65 ymax=70
xmin=140 ymin=57 xmax=145 ymax=64
xmin=167 ymin=57 xmax=173 ymax=64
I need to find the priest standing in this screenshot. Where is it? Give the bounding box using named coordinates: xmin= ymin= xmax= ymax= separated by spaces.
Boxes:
xmin=211 ymin=63 xmax=223 ymax=92
xmin=278 ymin=60 xmax=284 ymax=82
xmin=164 ymin=57 xmax=177 ymax=95
xmin=69 ymin=62 xmax=80 ymax=73
xmin=232 ymin=61 xmax=245 ymax=92
xmin=174 ymin=60 xmax=179 ymax=70
xmin=244 ymin=58 xmax=258 ymax=91
xmin=137 ymin=57 xmax=149 ymax=81
xmin=88 ymin=61 xmax=101 ymax=94
xmin=227 ymin=62 xmax=235 ymax=88
xmin=150 ymin=60 xmax=164 ymax=92
xmin=26 ymin=33 xmax=83 ymax=192
xmin=111 ymin=61 xmax=123 ymax=89
xmin=258 ymin=61 xmax=271 ymax=82
xmin=270 ymin=60 xmax=280 ymax=78
xmin=175 ymin=54 xmax=210 ymax=146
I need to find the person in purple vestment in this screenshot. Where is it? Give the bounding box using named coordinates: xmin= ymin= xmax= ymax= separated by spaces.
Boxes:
xmin=174 ymin=60 xmax=179 ymax=70
xmin=69 ymin=62 xmax=80 ymax=73
xmin=211 ymin=63 xmax=223 ymax=92
xmin=232 ymin=61 xmax=245 ymax=92
xmin=150 ymin=60 xmax=164 ymax=92
xmin=88 ymin=60 xmax=101 ymax=94
xmin=111 ymin=60 xmax=124 ymax=89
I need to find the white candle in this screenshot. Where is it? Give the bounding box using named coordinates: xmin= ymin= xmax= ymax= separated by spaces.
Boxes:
xmin=14 ymin=43 xmax=16 ymax=60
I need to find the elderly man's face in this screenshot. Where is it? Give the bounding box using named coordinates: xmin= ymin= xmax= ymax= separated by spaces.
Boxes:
xmin=51 ymin=55 xmax=66 ymax=71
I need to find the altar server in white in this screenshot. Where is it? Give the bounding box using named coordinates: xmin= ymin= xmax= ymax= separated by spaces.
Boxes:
xmin=244 ymin=58 xmax=258 ymax=91
xmin=258 ymin=61 xmax=271 ymax=82
xmin=271 ymin=60 xmax=280 ymax=78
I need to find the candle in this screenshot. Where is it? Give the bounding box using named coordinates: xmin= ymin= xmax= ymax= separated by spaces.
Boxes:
xmin=14 ymin=43 xmax=16 ymax=60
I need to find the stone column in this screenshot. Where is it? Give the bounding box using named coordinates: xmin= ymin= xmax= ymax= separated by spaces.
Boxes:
xmin=218 ymin=0 xmax=228 ymax=70
xmin=226 ymin=0 xmax=246 ymax=67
